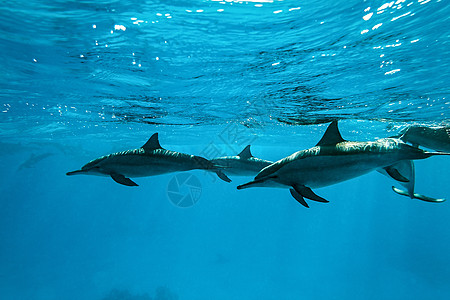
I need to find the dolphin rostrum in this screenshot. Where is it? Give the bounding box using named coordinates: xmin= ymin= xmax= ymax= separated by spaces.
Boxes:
xmin=210 ymin=145 xmax=273 ymax=177
xmin=67 ymin=133 xmax=231 ymax=186
xmin=237 ymin=121 xmax=449 ymax=208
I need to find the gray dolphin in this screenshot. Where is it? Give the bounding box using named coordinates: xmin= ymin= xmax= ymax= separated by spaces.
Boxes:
xmin=66 ymin=133 xmax=231 ymax=186
xmin=210 ymin=145 xmax=273 ymax=177
xmin=399 ymin=125 xmax=450 ymax=152
xmin=237 ymin=121 xmax=449 ymax=208
xmin=18 ymin=152 xmax=54 ymax=170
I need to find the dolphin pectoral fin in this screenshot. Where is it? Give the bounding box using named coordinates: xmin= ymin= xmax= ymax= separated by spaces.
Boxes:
xmin=216 ymin=170 xmax=232 ymax=183
xmin=294 ymin=185 xmax=329 ymax=203
xmin=392 ymin=186 xmax=446 ymax=203
xmin=289 ymin=188 xmax=309 ymax=208
xmin=192 ymin=156 xmax=231 ymax=183
xmin=110 ymin=174 xmax=138 ymax=186
xmin=383 ymin=166 xmax=410 ymax=183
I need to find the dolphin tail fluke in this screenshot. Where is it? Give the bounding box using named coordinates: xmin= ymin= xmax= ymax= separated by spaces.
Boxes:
xmin=378 ymin=161 xmax=416 ymax=199
xmin=392 ymin=186 xmax=445 ymax=203
xmin=110 ymin=173 xmax=138 ymax=186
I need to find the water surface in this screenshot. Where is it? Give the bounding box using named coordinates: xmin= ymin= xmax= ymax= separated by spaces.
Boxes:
xmin=1 ymin=1 xmax=449 ymax=299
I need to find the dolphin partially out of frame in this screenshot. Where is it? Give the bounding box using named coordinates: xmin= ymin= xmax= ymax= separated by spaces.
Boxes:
xmin=399 ymin=125 xmax=450 ymax=152
xmin=67 ymin=133 xmax=231 ymax=186
xmin=237 ymin=121 xmax=449 ymax=208
xmin=210 ymin=145 xmax=273 ymax=177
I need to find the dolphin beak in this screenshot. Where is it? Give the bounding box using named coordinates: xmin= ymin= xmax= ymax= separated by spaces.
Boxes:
xmin=237 ymin=182 xmax=252 ymax=190
xmin=237 ymin=178 xmax=265 ymax=189
xmin=237 ymin=175 xmax=279 ymax=190
xmin=66 ymin=169 xmax=86 ymax=176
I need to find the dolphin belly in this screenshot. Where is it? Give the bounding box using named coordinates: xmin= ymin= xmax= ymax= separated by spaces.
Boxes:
xmin=275 ymin=154 xmax=401 ymax=188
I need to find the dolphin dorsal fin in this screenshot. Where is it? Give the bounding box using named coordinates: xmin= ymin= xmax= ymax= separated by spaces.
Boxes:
xmin=316 ymin=121 xmax=346 ymax=146
xmin=142 ymin=133 xmax=163 ymax=150
xmin=237 ymin=145 xmax=253 ymax=159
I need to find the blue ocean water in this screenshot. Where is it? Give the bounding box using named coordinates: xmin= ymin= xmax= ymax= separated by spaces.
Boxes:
xmin=1 ymin=0 xmax=449 ymax=299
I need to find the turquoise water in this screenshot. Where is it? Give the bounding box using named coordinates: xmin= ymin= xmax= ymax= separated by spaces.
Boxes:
xmin=1 ymin=0 xmax=449 ymax=299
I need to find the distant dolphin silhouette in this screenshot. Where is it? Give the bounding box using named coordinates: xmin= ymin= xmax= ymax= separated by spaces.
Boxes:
xmin=18 ymin=152 xmax=54 ymax=170
xmin=399 ymin=125 xmax=450 ymax=152
xmin=66 ymin=133 xmax=231 ymax=186
xmin=237 ymin=121 xmax=449 ymax=208
xmin=210 ymin=145 xmax=273 ymax=176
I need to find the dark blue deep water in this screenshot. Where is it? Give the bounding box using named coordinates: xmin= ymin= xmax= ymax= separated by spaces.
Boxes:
xmin=1 ymin=0 xmax=450 ymax=299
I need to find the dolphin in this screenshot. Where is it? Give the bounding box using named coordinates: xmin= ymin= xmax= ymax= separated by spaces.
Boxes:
xmin=18 ymin=152 xmax=54 ymax=170
xmin=399 ymin=125 xmax=450 ymax=152
xmin=237 ymin=121 xmax=449 ymax=208
xmin=66 ymin=133 xmax=231 ymax=186
xmin=378 ymin=160 xmax=445 ymax=203
xmin=210 ymin=145 xmax=273 ymax=177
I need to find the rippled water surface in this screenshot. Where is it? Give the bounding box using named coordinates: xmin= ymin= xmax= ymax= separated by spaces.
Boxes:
xmin=1 ymin=1 xmax=450 ymax=300
xmin=1 ymin=0 xmax=449 ymax=138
